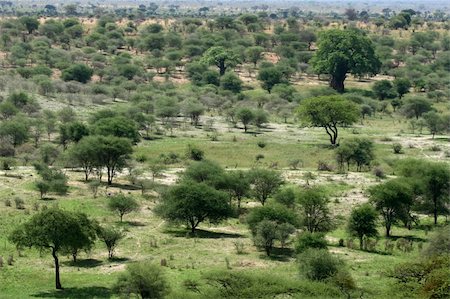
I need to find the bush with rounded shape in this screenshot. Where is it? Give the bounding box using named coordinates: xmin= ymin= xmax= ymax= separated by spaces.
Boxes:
xmin=220 ymin=72 xmax=242 ymax=93
xmin=247 ymin=203 xmax=298 ymax=236
xmin=113 ymin=261 xmax=170 ymax=299
xmin=295 ymin=232 xmax=328 ymax=253
xmin=61 ymin=64 xmax=93 ymax=83
xmin=298 ymin=249 xmax=341 ymax=281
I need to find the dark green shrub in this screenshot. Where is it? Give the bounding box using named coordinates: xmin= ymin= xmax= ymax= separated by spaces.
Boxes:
xmin=113 ymin=261 xmax=170 ymax=299
xmin=295 ymin=232 xmax=328 ymax=253
xmin=298 ymin=249 xmax=341 ymax=281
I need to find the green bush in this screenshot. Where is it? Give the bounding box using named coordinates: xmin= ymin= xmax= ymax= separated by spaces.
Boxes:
xmin=113 ymin=261 xmax=170 ymax=299
xmin=201 ymin=270 xmax=341 ymax=298
xmin=295 ymin=232 xmax=328 ymax=253
xmin=298 ymin=249 xmax=341 ymax=281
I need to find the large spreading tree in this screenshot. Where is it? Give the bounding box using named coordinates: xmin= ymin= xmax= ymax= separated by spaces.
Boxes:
xmin=298 ymin=96 xmax=359 ymax=145
xmin=156 ymin=181 xmax=232 ymax=233
xmin=9 ymin=208 xmax=98 ymax=289
xmin=311 ymin=29 xmax=381 ymax=92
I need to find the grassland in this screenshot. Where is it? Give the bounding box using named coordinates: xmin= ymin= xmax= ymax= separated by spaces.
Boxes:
xmin=0 ymin=101 xmax=448 ymax=298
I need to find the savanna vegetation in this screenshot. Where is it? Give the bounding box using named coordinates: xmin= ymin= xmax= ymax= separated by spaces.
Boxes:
xmin=0 ymin=1 xmax=449 ymax=299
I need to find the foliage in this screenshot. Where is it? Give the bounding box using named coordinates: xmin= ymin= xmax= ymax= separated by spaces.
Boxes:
xmin=61 ymin=64 xmax=93 ymax=83
xmin=347 ymin=204 xmax=378 ymax=250
xmin=249 ymin=168 xmax=284 ymax=206
xmin=335 ymin=138 xmax=375 ymax=171
xmin=298 ymin=249 xmax=341 ymax=281
xmin=297 ymin=187 xmax=332 ymax=233
xmin=156 ymin=181 xmax=232 ymax=233
xmin=369 ymin=178 xmax=414 ymax=237
xmin=98 ymin=226 xmax=124 ymax=259
xmin=311 ymin=29 xmax=380 ymax=92
xmin=113 ymin=262 xmax=170 ymax=299
xmin=298 ymin=96 xmax=359 ymax=145
xmin=295 ymin=232 xmax=328 ymax=253
xmin=108 ymin=194 xmax=140 ymax=222
xmin=9 ymin=208 xmax=97 ymax=289
xmin=246 ymin=203 xmax=298 ymax=236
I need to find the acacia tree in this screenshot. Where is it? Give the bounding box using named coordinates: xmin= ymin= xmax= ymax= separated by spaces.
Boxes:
xmin=201 ymin=46 xmax=240 ymax=76
xmin=369 ymin=179 xmax=413 ymax=237
xmin=9 ymin=208 xmax=97 ymax=289
xmin=297 ymin=187 xmax=333 ymax=233
xmin=156 ymin=182 xmax=232 ymax=233
xmin=236 ymin=108 xmax=254 ymax=132
xmin=298 ymin=96 xmax=359 ymax=145
xmin=311 ymin=29 xmax=381 ymax=92
xmin=249 ymin=168 xmax=284 ymax=206
xmin=347 ymin=204 xmax=378 ymax=250
xmin=108 ymin=194 xmax=140 ymax=222
xmin=398 ymin=159 xmax=450 ymax=225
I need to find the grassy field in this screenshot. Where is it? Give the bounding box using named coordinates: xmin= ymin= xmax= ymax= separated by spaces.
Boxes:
xmin=0 ymin=105 xmax=448 ymax=298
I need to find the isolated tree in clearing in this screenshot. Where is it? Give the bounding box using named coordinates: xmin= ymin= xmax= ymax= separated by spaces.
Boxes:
xmin=298 ymin=96 xmax=359 ymax=145
xmin=9 ymin=208 xmax=97 ymax=289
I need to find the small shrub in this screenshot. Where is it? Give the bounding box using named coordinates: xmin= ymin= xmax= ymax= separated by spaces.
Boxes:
xmin=14 ymin=197 xmax=25 ymax=210
xmin=298 ymin=249 xmax=341 ymax=281
xmin=255 ymin=154 xmax=264 ymax=161
xmin=135 ymin=154 xmax=147 ymax=163
xmin=430 ymin=145 xmax=441 ymax=152
xmin=338 ymin=239 xmax=345 ymax=247
xmin=0 ymin=256 xmax=3 ymax=267
xmin=288 ymin=159 xmax=302 ymax=170
xmin=380 ymin=136 xmax=392 ymax=142
xmin=295 ymin=233 xmax=328 ymax=253
xmin=392 ymin=143 xmax=403 ymax=154
xmin=209 ymin=133 xmax=219 ymax=141
xmin=373 ymin=167 xmax=386 ymax=179
xmin=317 ymin=161 xmax=333 ymax=171
xmin=257 ymin=141 xmax=266 ymax=148
xmin=183 ymin=279 xmax=200 ymax=292
xmin=113 ymin=261 xmax=170 ymax=299
xmin=186 ymin=145 xmax=204 ymax=161
xmin=233 ymin=240 xmax=245 ymax=254
xmin=32 ymin=202 xmax=40 ymax=211
xmin=4 ymin=199 xmax=11 ymax=207
xmin=7 ymin=255 xmax=13 ymax=266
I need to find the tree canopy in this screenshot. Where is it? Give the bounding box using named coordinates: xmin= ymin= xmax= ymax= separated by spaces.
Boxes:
xmin=311 ymin=29 xmax=381 ymax=92
xmin=298 ymin=96 xmax=359 ymax=145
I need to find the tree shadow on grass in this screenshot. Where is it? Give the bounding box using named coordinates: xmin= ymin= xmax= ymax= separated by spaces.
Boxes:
xmin=259 ymin=247 xmax=295 ymax=262
xmin=62 ymin=258 xmax=103 ymax=268
xmin=108 ymin=256 xmax=130 ymax=263
xmin=40 ymin=197 xmax=57 ymax=201
xmin=164 ymin=228 xmax=245 ymax=239
xmin=108 ymin=183 xmax=141 ymax=191
xmin=32 ymin=286 xmax=112 ymax=298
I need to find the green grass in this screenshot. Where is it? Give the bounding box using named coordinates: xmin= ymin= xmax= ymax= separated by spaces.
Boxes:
xmin=0 ymin=100 xmax=448 ymax=298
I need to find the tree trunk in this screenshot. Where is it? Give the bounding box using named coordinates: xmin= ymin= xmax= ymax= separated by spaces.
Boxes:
xmin=359 ymin=236 xmax=363 ymax=250
xmin=385 ymin=224 xmax=391 ymax=237
xmin=219 ymin=60 xmax=226 ymax=76
xmin=433 ymin=198 xmax=438 ymax=225
xmin=52 ymin=249 xmax=62 ymax=289
xmin=330 ymin=75 xmax=345 ymax=93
